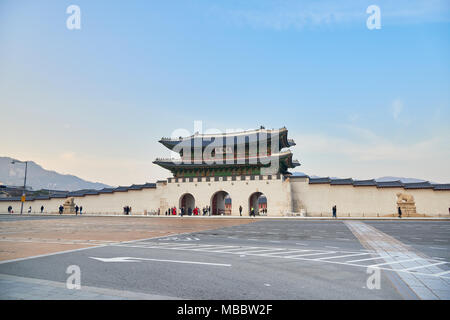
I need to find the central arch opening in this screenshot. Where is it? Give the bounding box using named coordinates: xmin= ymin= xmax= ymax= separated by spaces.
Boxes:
xmin=211 ymin=191 xmax=231 ymax=215
xmin=248 ymin=192 xmax=267 ymax=215
xmin=179 ymin=193 xmax=195 ymax=213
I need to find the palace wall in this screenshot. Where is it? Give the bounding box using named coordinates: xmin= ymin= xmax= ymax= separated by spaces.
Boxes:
xmin=1 ymin=175 xmax=449 ymax=217
xmin=161 ymin=175 xmax=291 ymax=216
xmin=289 ymin=177 xmax=450 ymax=217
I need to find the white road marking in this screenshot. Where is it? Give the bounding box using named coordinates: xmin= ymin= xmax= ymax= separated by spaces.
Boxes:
xmin=401 ymin=262 xmax=447 ymax=271
xmin=238 ymin=248 xmax=286 ymax=254
xmin=90 ymin=256 xmax=231 ymax=267
xmin=314 ymin=253 xmax=371 ymax=261
xmin=347 ymin=256 xmax=388 ymax=263
xmin=112 ymin=241 xmax=450 ymax=280
xmin=369 ymin=258 xmax=422 ymax=267
xmin=262 ymin=250 xmax=310 ymax=256
xmin=434 ymin=270 xmax=450 ymax=277
xmin=285 ymin=251 xmax=336 ymax=258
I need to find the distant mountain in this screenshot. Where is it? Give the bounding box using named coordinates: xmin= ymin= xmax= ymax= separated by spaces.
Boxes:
xmin=0 ymin=157 xmax=111 ymax=191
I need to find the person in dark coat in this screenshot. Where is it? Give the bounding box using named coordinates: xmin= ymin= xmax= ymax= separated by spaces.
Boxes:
xmin=79 ymin=206 xmax=83 ymax=214
xmin=75 ymin=205 xmax=79 ymax=215
xmin=59 ymin=205 xmax=64 ymax=215
xmin=188 ymin=207 xmax=192 ymax=216
xmin=181 ymin=207 xmax=185 ymax=216
xmin=239 ymin=205 xmax=242 ymax=216
xmin=332 ymin=205 xmax=337 ymax=218
xmin=398 ymin=206 xmax=402 ymax=218
xmin=40 ymin=205 xmax=44 ymax=213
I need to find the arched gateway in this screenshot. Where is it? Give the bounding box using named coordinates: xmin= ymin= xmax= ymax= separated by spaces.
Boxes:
xmin=179 ymin=193 xmax=195 ymax=212
xmin=249 ymin=192 xmax=267 ymax=215
xmin=211 ymin=191 xmax=231 ymax=215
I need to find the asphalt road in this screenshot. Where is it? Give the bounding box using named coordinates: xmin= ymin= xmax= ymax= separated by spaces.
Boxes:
xmin=0 ymin=218 xmax=449 ymax=299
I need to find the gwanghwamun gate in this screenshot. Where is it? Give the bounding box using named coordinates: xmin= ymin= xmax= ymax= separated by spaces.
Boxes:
xmin=1 ymin=127 xmax=450 ymax=217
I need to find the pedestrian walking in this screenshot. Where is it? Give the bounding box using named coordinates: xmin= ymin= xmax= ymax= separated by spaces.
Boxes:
xmin=398 ymin=206 xmax=402 ymax=218
xmin=75 ymin=205 xmax=79 ymax=215
xmin=332 ymin=205 xmax=337 ymax=218
xmin=239 ymin=205 xmax=242 ymax=216
xmin=59 ymin=205 xmax=63 ymax=215
xmin=28 ymin=206 xmax=32 ymax=213
xmin=79 ymin=206 xmax=83 ymax=215
xmin=40 ymin=205 xmax=44 ymax=213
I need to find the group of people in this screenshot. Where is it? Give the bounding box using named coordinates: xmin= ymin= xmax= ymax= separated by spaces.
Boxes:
xmin=165 ymin=206 xmax=212 ymax=216
xmin=58 ymin=205 xmax=83 ymax=215
xmin=240 ymin=205 xmax=268 ymax=217
xmin=123 ymin=206 xmax=132 ymax=215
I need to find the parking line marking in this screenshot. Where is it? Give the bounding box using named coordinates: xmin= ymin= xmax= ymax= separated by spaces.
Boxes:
xmin=315 ymin=253 xmax=371 ymax=261
xmin=434 ymin=270 xmax=450 ymax=277
xmin=237 ymin=248 xmax=286 ymax=254
xmin=401 ymin=262 xmax=447 ymax=271
xmin=369 ymin=258 xmax=422 ymax=267
xmin=286 ymin=251 xmax=336 ymax=258
xmin=262 ymin=250 xmax=310 ymax=256
xmin=347 ymin=256 xmax=387 ymax=263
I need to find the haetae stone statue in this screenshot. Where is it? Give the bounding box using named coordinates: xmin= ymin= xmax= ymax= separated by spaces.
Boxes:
xmin=63 ymin=197 xmax=76 ymax=214
xmin=396 ymin=193 xmax=417 ymax=216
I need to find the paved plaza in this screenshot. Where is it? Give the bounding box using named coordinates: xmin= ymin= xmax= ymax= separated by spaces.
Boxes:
xmin=0 ymin=215 xmax=449 ymax=299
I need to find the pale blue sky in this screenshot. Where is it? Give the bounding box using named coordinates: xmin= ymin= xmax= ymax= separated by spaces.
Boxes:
xmin=1 ymin=0 xmax=449 ymax=185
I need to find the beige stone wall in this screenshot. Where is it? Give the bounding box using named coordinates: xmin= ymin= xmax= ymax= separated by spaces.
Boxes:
xmin=1 ymin=176 xmax=449 ymax=217
xmin=290 ymin=178 xmax=450 ymax=217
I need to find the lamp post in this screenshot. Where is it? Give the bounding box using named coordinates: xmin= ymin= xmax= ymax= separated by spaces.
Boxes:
xmin=11 ymin=160 xmax=28 ymax=214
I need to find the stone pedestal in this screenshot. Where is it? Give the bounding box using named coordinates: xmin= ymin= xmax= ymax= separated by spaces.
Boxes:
xmin=396 ymin=193 xmax=416 ymax=216
xmin=63 ymin=197 xmax=76 ymax=214
xmin=398 ymin=202 xmax=416 ymax=216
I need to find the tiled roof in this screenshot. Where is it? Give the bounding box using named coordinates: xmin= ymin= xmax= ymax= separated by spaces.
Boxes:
xmin=0 ymin=183 xmax=157 ymax=202
xmin=304 ymin=176 xmax=449 ymax=191
xmin=432 ymin=184 xmax=450 ymax=190
xmin=330 ymin=178 xmax=353 ymax=185
xmin=403 ymin=182 xmax=433 ymax=189
xmin=353 ymin=179 xmax=377 ymax=186
xmin=375 ymin=181 xmax=404 ymax=188
xmin=309 ymin=177 xmax=331 ymax=184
